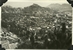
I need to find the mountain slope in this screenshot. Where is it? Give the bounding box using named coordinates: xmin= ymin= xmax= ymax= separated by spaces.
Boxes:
xmin=2 ymin=4 xmax=54 ymax=29
xmin=22 ymin=4 xmax=53 ymax=17
xmin=48 ymin=3 xmax=72 ymax=12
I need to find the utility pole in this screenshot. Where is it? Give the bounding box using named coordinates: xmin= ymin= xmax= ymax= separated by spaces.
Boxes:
xmin=72 ymin=4 xmax=73 ymax=45
xmin=0 ymin=6 xmax=1 ymax=45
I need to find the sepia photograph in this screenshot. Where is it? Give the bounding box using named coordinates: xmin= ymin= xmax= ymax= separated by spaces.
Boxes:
xmin=1 ymin=0 xmax=72 ymax=49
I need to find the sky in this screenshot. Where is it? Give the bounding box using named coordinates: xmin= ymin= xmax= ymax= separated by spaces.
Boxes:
xmin=2 ymin=0 xmax=69 ymax=8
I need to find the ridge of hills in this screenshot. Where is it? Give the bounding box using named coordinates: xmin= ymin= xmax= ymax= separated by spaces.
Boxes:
xmin=2 ymin=4 xmax=54 ymax=28
xmin=48 ymin=3 xmax=72 ymax=12
xmin=2 ymin=3 xmax=72 ymax=29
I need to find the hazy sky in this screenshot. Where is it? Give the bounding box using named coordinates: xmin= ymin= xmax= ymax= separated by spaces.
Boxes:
xmin=3 ymin=0 xmax=69 ymax=8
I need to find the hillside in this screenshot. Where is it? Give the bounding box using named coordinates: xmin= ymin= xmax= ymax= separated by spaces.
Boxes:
xmin=23 ymin=4 xmax=53 ymax=16
xmin=48 ymin=3 xmax=72 ymax=12
xmin=2 ymin=4 xmax=55 ymax=28
xmin=1 ymin=3 xmax=72 ymax=49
